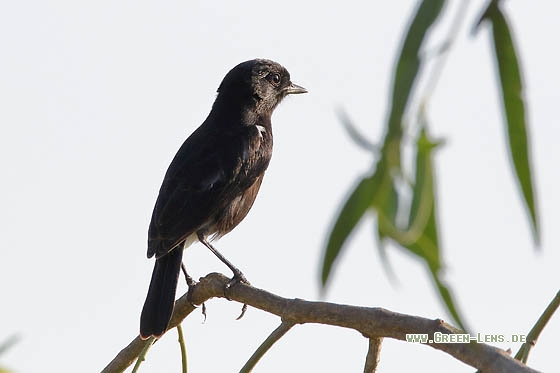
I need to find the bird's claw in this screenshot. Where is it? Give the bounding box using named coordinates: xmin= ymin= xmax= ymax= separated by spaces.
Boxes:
xmin=236 ymin=303 xmax=248 ymax=320
xmin=223 ymin=271 xmax=250 ymax=299
xmin=223 ymin=271 xmax=250 ymax=320
xmin=184 ymin=280 xmax=207 ymax=323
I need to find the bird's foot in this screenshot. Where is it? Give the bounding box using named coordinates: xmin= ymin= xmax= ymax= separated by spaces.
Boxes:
xmin=182 ymin=265 xmax=206 ymax=320
xmin=185 ymin=282 xmax=207 ymax=323
xmin=224 ymin=270 xmax=250 ymax=298
xmin=224 ymin=270 xmax=250 ymax=320
xmin=181 ymin=263 xmax=196 ymax=287
xmin=224 ymin=271 xmax=251 ymax=292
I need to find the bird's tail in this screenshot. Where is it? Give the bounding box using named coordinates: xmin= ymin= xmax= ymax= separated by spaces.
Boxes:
xmin=140 ymin=248 xmax=184 ymax=339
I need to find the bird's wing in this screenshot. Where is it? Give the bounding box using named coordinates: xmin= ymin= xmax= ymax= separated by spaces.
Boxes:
xmin=147 ymin=124 xmax=265 ymax=258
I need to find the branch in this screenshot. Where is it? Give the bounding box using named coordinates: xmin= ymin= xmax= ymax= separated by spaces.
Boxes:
xmin=239 ymin=321 xmax=294 ymax=373
xmin=176 ymin=324 xmax=188 ymax=373
xmin=364 ymin=337 xmax=383 ymax=373
xmin=515 ymin=290 xmax=560 ymax=363
xmin=103 ymin=273 xmax=540 ymax=373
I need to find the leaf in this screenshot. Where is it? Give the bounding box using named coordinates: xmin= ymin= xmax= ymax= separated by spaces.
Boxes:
xmin=385 ymin=0 xmax=446 ymax=144
xmin=409 ymin=127 xmax=466 ymax=329
xmin=405 ymin=128 xmax=441 ymax=271
xmin=373 ymin=128 xmax=441 ymax=268
xmin=321 ymin=175 xmax=379 ymax=286
xmin=337 ymin=108 xmax=378 ymax=153
xmin=376 ymin=180 xmax=401 ymax=285
xmin=374 ymin=124 xmax=466 ymax=329
xmin=477 ymin=1 xmax=539 ymax=244
xmin=371 ymin=0 xmax=446 ymax=289
xmin=431 ymin=271 xmax=467 ymax=331
xmin=377 ymin=178 xmax=400 ymax=238
xmin=323 ymin=0 xmax=446 ymax=293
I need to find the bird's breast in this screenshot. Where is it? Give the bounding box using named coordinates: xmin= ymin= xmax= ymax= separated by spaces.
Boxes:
xmin=233 ymin=124 xmax=272 ymax=183
xmin=209 ymin=125 xmax=272 ymax=238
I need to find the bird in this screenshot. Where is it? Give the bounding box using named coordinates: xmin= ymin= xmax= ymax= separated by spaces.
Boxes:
xmin=140 ymin=59 xmax=307 ymax=339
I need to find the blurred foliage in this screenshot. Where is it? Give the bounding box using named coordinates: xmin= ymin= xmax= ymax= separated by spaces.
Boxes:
xmin=0 ymin=335 xmax=18 ymax=373
xmin=475 ymin=0 xmax=539 ymax=243
xmin=321 ymin=0 xmax=539 ymax=331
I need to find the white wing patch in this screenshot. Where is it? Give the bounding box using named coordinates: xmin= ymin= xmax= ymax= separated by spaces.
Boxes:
xmin=255 ymin=125 xmax=266 ymax=138
xmin=183 ymin=232 xmax=198 ymax=250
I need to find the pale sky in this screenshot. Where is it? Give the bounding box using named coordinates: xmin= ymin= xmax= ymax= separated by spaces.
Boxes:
xmin=1 ymin=1 xmax=559 ymax=372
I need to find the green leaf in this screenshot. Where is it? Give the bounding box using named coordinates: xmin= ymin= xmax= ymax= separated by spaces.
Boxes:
xmin=376 ymin=180 xmax=400 ymax=284
xmin=386 ymin=0 xmax=446 ymax=144
xmin=377 ymin=178 xmax=400 ymax=236
xmin=413 ymin=128 xmax=466 ymax=329
xmin=337 ymin=108 xmax=378 ymax=153
xmin=321 ymin=175 xmax=379 ymax=286
xmin=407 ymin=127 xmax=466 ymax=330
xmin=478 ymin=1 xmax=539 ymax=244
xmin=431 ymin=271 xmax=467 ymax=331
xmin=374 ymin=128 xmax=441 ymax=269
xmin=370 ymin=0 xmax=445 ymax=289
xmin=405 ymin=128 xmax=441 ymax=271
xmin=323 ymin=0 xmax=446 ymax=294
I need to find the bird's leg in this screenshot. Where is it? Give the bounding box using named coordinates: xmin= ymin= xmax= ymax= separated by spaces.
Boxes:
xmin=181 ymin=263 xmax=196 ymax=287
xmin=197 ymin=232 xmax=250 ymax=319
xmin=182 ymin=263 xmax=206 ymax=320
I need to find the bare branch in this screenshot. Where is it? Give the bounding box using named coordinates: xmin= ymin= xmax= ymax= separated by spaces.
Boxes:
xmin=364 ymin=337 xmax=383 ymax=373
xmin=102 ymin=273 xmax=540 ymax=373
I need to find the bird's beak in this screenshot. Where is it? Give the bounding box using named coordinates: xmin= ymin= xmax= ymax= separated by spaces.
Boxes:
xmin=284 ymin=82 xmax=307 ymax=95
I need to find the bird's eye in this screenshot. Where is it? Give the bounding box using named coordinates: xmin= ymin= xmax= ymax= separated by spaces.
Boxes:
xmin=268 ymin=73 xmax=281 ymax=86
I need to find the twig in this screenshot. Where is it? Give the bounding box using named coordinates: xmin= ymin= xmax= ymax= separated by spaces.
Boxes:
xmin=177 ymin=324 xmax=188 ymax=373
xmin=515 ymin=290 xmax=560 ymax=363
xmin=363 ymin=337 xmax=383 ymax=373
xmin=239 ymin=321 xmax=295 ymax=373
xmin=130 ymin=337 xmax=154 ymax=373
xmin=102 ymin=273 xmax=540 ymax=373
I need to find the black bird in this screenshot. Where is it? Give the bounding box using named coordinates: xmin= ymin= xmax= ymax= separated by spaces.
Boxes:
xmin=140 ymin=59 xmax=307 ymax=339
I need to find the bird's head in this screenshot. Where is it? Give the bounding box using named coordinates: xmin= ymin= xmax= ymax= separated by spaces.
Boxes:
xmin=215 ymin=59 xmax=307 ymax=117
